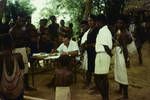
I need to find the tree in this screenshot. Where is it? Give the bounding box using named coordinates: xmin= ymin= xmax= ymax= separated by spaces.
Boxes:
xmin=82 ymin=0 xmax=127 ymax=24
xmin=5 ymin=0 xmax=35 ymax=22
xmin=57 ymin=0 xmax=85 ymax=31
xmin=39 ymin=0 xmax=84 ymax=34
xmin=104 ymin=0 xmax=127 ymax=24
xmin=83 ymin=0 xmax=92 ymax=19
xmin=0 ymin=0 xmax=7 ymax=23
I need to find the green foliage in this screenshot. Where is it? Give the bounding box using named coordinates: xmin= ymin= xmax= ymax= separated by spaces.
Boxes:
xmin=92 ymin=0 xmax=105 ymax=15
xmin=87 ymin=0 xmax=126 ymax=24
xmin=39 ymin=0 xmax=85 ymax=35
xmin=6 ymin=0 xmax=35 ymax=21
xmin=58 ymin=0 xmax=85 ymax=33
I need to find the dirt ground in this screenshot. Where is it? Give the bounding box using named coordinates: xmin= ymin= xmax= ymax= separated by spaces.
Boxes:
xmin=24 ymin=42 xmax=150 ymax=100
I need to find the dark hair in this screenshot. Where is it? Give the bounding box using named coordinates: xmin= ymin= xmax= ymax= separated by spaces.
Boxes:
xmin=60 ymin=20 xmax=65 ymax=25
xmin=80 ymin=20 xmax=88 ymax=25
xmin=117 ymin=14 xmax=129 ymax=24
xmin=96 ymin=14 xmax=107 ymax=24
xmin=89 ymin=14 xmax=97 ymax=21
xmin=60 ymin=20 xmax=64 ymax=23
xmin=69 ymin=23 xmax=73 ymax=28
xmin=50 ymin=15 xmax=56 ymax=21
xmin=40 ymin=18 xmax=48 ymax=24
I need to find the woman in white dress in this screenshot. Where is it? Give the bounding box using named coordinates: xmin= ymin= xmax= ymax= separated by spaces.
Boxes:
xmin=114 ymin=16 xmax=131 ymax=100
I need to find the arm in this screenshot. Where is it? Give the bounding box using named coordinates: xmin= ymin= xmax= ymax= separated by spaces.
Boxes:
xmin=67 ymin=50 xmax=78 ymax=57
xmin=119 ymin=34 xmax=129 ymax=65
xmin=62 ymin=41 xmax=79 ymax=57
xmin=61 ymin=50 xmax=78 ymax=57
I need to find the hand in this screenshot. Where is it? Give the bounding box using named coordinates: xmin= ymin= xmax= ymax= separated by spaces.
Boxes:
xmin=61 ymin=52 xmax=68 ymax=56
xmin=51 ymin=49 xmax=56 ymax=53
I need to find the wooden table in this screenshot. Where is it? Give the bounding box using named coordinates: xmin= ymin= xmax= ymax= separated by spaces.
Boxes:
xmin=31 ymin=53 xmax=60 ymax=88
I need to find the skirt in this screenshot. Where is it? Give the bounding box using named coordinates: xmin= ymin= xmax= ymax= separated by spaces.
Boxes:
xmin=114 ymin=46 xmax=128 ymax=85
xmin=95 ymin=52 xmax=111 ymax=74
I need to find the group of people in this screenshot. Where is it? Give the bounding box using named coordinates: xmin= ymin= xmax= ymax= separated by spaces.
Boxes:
xmin=79 ymin=14 xmax=110 ymax=100
xmin=79 ymin=14 xmax=149 ymax=100
xmin=0 ymin=12 xmax=149 ymax=100
xmin=0 ymin=14 xmax=74 ymax=100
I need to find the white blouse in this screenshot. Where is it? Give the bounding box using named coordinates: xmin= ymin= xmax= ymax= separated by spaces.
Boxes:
xmin=81 ymin=29 xmax=90 ymax=45
xmin=57 ymin=40 xmax=79 ymax=53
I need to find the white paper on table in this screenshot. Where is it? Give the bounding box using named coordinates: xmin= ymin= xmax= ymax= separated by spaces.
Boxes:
xmin=44 ymin=53 xmax=60 ymax=60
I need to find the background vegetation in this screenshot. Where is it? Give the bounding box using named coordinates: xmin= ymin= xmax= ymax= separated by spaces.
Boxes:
xmin=1 ymin=0 xmax=145 ymax=35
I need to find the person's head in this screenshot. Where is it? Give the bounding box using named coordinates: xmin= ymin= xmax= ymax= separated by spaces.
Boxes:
xmin=60 ymin=33 xmax=71 ymax=46
xmin=80 ymin=20 xmax=89 ymax=33
xmin=39 ymin=18 xmax=48 ymax=27
xmin=88 ymin=14 xmax=97 ymax=28
xmin=16 ymin=14 xmax=26 ymax=26
xmin=50 ymin=15 xmax=56 ymax=23
xmin=26 ymin=16 xmax=32 ymax=24
xmin=60 ymin=20 xmax=65 ymax=26
xmin=96 ymin=14 xmax=107 ymax=28
xmin=116 ymin=19 xmax=124 ymax=29
xmin=116 ymin=15 xmax=128 ymax=30
xmin=69 ymin=23 xmax=73 ymax=28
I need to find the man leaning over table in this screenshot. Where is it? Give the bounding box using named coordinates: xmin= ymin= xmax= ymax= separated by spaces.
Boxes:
xmin=56 ymin=33 xmax=80 ymax=66
xmin=48 ymin=33 xmax=80 ymax=86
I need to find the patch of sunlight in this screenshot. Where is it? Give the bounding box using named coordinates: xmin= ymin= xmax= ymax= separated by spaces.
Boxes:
xmin=30 ymin=0 xmax=71 ymax=28
xmin=30 ymin=0 xmax=48 ymax=27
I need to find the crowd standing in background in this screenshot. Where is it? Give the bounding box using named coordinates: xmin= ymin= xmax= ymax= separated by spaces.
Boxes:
xmin=0 ymin=13 xmax=149 ymax=100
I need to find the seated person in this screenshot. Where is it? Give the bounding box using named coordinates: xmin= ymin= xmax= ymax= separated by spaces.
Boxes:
xmin=48 ymin=33 xmax=80 ymax=86
xmin=56 ymin=33 xmax=80 ymax=67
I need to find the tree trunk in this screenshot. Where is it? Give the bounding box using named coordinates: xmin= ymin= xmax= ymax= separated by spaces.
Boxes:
xmin=0 ymin=0 xmax=7 ymax=23
xmin=104 ymin=0 xmax=126 ymax=24
xmin=83 ymin=0 xmax=92 ymax=20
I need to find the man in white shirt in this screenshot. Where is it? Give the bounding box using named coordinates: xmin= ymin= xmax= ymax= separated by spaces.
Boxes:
xmin=55 ymin=33 xmax=80 ymax=84
xmin=94 ymin=14 xmax=112 ymax=100
xmin=57 ymin=33 xmax=79 ymax=56
xmin=57 ymin=33 xmax=79 ymax=66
